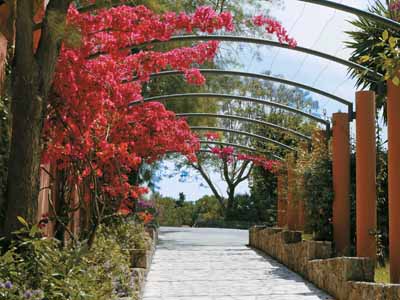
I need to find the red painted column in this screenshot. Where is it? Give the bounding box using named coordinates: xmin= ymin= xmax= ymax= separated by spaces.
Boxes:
xmin=387 ymin=79 xmax=400 ymax=283
xmin=277 ymin=174 xmax=286 ymax=227
xmin=356 ymin=91 xmax=377 ymax=262
xmin=332 ymin=112 xmax=351 ymax=255
xmin=0 ymin=33 xmax=6 ymax=96
xmin=0 ymin=3 xmax=9 ymax=97
xmin=287 ymin=155 xmax=297 ymax=230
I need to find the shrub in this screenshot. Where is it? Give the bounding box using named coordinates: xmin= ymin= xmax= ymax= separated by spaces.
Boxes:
xmin=0 ymin=218 xmax=148 ymax=300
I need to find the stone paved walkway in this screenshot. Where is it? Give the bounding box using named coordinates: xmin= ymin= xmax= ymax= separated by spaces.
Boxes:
xmin=142 ymin=227 xmax=333 ymax=300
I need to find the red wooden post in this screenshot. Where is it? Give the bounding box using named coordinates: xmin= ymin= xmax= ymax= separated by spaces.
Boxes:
xmin=287 ymin=155 xmax=297 ymax=230
xmin=356 ymin=91 xmax=377 ymax=262
xmin=0 ymin=1 xmax=8 ymax=97
xmin=387 ymin=79 xmax=400 ymax=283
xmin=37 ymin=164 xmax=55 ymax=237
xmin=332 ymin=112 xmax=351 ymax=255
xmin=0 ymin=33 xmax=6 ymax=96
xmin=277 ymin=174 xmax=286 ymax=227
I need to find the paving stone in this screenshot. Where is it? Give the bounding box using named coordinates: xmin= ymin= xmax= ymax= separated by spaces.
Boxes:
xmin=142 ymin=227 xmax=333 ymax=300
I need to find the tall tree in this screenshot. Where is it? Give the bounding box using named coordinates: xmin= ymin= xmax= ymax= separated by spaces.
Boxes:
xmin=3 ymin=0 xmax=73 ymax=236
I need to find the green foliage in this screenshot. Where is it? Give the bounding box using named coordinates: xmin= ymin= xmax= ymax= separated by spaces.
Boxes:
xmin=194 ymin=195 xmax=223 ymax=224
xmin=299 ymin=135 xmax=333 ymax=241
xmin=155 ymin=195 xmax=200 ymax=227
xmin=0 ymin=219 xmax=148 ymax=300
xmin=376 ymin=125 xmax=388 ymax=265
xmin=155 ymin=191 xmax=274 ymax=228
xmin=346 ymin=0 xmax=400 ymax=120
xmin=99 ymin=217 xmax=149 ymax=250
xmin=249 ymin=166 xmax=277 ymax=226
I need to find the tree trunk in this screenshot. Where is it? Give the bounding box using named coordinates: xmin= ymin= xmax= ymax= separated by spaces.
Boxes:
xmin=2 ymin=0 xmax=71 ymax=237
xmin=225 ymin=188 xmax=235 ymax=221
xmin=3 ymin=0 xmax=41 ymax=236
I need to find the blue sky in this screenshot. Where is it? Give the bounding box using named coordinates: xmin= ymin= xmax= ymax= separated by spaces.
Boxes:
xmin=156 ymin=0 xmax=379 ymax=201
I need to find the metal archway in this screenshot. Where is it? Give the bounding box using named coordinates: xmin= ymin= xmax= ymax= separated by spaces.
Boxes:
xmin=133 ymin=93 xmax=330 ymax=130
xmin=34 ymin=0 xmax=400 ymax=32
xmin=299 ymin=0 xmax=400 ymax=31
xmin=147 ymin=69 xmax=354 ymax=118
xmin=147 ymin=35 xmax=380 ymax=80
xmin=192 ymin=126 xmax=296 ymax=152
xmin=199 ymin=140 xmax=283 ymax=160
xmin=177 ymin=113 xmax=311 ymax=140
xmin=198 ymin=149 xmax=283 ymax=161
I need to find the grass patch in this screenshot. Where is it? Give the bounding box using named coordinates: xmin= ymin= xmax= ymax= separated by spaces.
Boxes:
xmin=375 ymin=263 xmax=390 ymax=283
xmin=302 ymin=233 xmax=313 ymax=241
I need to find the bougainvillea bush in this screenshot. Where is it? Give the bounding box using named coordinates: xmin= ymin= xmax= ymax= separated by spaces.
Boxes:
xmin=42 ymin=5 xmax=236 ymax=239
xmin=38 ymin=2 xmax=295 ymax=240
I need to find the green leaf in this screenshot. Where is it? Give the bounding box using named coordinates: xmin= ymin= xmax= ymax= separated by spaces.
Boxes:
xmin=359 ymin=55 xmax=371 ymax=63
xmin=393 ymin=76 xmax=400 ymax=86
xmin=17 ymin=216 xmax=29 ymax=228
xmin=389 ymin=36 xmax=397 ymax=49
xmin=382 ymin=30 xmax=389 ymax=41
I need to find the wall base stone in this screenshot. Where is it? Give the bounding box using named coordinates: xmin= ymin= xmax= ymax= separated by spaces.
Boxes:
xmin=249 ymin=227 xmax=400 ymax=300
xmin=117 ymin=227 xmax=158 ymax=300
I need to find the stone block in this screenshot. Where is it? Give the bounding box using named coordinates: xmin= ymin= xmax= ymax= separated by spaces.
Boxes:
xmin=281 ymin=230 xmax=302 ymax=244
xmin=348 ymin=281 xmax=400 ymax=300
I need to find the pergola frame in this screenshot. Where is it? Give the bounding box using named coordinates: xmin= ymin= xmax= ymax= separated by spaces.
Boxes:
xmin=199 ymin=140 xmax=283 ymax=161
xmin=147 ymin=35 xmax=381 ymax=81
xmin=148 ymin=69 xmax=354 ymax=118
xmin=177 ymin=113 xmax=311 ymax=140
xmin=134 ymin=93 xmax=330 ymax=130
xmin=191 ymin=126 xmax=296 ymax=152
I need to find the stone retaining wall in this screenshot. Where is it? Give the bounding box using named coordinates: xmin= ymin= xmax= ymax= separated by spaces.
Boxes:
xmin=249 ymin=227 xmax=400 ymax=300
xmin=118 ymin=227 xmax=158 ymax=300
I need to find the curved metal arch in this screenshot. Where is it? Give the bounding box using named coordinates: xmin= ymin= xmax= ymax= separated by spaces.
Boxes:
xmin=199 ymin=140 xmax=283 ymax=160
xmin=133 ymin=93 xmax=330 ymax=130
xmin=178 ymin=113 xmax=311 ymax=140
xmin=149 ymin=35 xmax=380 ymax=80
xmin=298 ymin=0 xmax=400 ymax=31
xmin=192 ymin=126 xmax=296 ymax=152
xmin=198 ymin=149 xmax=283 ymax=161
xmin=34 ymin=0 xmax=400 ymax=32
xmin=148 ymin=69 xmax=354 ymax=119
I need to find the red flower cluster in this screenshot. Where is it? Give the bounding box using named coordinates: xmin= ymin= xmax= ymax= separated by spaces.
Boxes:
xmin=211 ymin=146 xmax=235 ymax=160
xmin=44 ymin=5 xmax=234 ymax=210
xmin=390 ymin=1 xmax=400 ymax=12
xmin=184 ymin=69 xmax=206 ymax=85
xmin=209 ymin=146 xmax=279 ymax=172
xmin=137 ymin=211 xmax=154 ymax=224
xmin=237 ymin=153 xmax=280 ymax=171
xmin=204 ymin=132 xmax=221 ymax=140
xmin=252 ymin=15 xmax=297 ymax=48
